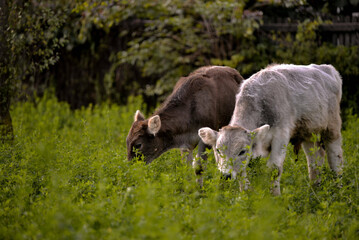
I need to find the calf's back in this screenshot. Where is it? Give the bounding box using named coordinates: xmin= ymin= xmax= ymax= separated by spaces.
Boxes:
xmin=232 ymin=64 xmax=342 ymax=135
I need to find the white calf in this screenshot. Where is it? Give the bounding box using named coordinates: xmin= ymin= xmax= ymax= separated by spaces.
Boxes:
xmin=199 ymin=64 xmax=343 ymax=195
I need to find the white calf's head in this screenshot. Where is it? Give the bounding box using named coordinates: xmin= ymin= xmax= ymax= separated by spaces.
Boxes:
xmin=198 ymin=125 xmax=271 ymax=177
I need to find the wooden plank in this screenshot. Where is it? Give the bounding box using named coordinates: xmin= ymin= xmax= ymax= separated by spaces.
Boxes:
xmin=261 ymin=23 xmax=297 ymax=32
xmin=260 ymin=16 xmax=359 ymax=46
xmin=351 ymin=33 xmax=357 ymax=45
xmin=261 ymin=22 xmax=359 ymax=32
xmin=332 ymin=33 xmax=337 ymax=45
xmin=339 ymin=34 xmax=344 ymax=45
xmin=320 ymin=22 xmax=359 ymax=32
xmin=354 ymin=32 xmax=359 ymax=45
xmin=345 ymin=33 xmax=350 ymax=46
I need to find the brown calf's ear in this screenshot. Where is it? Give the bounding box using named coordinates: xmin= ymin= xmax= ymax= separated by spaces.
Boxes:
xmin=252 ymin=124 xmax=270 ymax=141
xmin=134 ymin=110 xmax=145 ymax=122
xmin=148 ymin=115 xmax=161 ymax=135
xmin=198 ymin=127 xmax=218 ymax=146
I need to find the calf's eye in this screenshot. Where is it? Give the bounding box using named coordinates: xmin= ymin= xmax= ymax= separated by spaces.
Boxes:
xmin=238 ymin=150 xmax=246 ymax=156
xmin=134 ymin=143 xmax=142 ymax=149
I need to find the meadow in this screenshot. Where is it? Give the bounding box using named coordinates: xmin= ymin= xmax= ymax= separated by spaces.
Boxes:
xmin=1 ymin=93 xmax=358 ymax=239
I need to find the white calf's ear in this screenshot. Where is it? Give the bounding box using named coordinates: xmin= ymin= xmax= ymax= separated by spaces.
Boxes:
xmin=252 ymin=124 xmax=270 ymax=140
xmin=148 ymin=115 xmax=161 ymax=135
xmin=198 ymin=127 xmax=218 ymax=146
xmin=134 ymin=110 xmax=145 ymax=122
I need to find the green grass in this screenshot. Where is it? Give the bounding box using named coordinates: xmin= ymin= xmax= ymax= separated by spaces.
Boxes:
xmin=1 ymin=93 xmax=358 ymax=239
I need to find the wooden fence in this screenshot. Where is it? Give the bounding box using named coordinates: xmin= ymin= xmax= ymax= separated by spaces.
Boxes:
xmin=261 ymin=15 xmax=359 ymax=46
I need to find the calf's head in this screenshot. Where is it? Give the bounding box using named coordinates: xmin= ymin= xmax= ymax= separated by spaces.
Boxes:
xmin=126 ymin=110 xmax=164 ymax=163
xmin=198 ymin=125 xmax=271 ymax=178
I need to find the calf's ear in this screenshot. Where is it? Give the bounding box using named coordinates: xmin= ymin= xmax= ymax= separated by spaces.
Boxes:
xmin=252 ymin=124 xmax=270 ymax=141
xmin=148 ymin=115 xmax=161 ymax=135
xmin=134 ymin=110 xmax=145 ymax=122
xmin=198 ymin=127 xmax=218 ymax=146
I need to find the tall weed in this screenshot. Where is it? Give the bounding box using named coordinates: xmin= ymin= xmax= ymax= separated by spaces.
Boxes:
xmin=1 ymin=94 xmax=358 ymax=239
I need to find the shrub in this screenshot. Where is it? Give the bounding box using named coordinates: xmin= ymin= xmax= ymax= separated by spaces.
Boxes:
xmin=1 ymin=94 xmax=358 ymax=239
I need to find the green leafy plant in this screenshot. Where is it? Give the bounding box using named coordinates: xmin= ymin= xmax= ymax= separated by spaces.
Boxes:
xmin=1 ymin=94 xmax=358 ymax=239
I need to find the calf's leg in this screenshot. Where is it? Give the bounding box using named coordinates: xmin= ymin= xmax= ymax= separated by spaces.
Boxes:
xmin=266 ymin=131 xmax=290 ymax=196
xmin=324 ymin=137 xmax=343 ymax=175
xmin=193 ymin=140 xmax=209 ymax=187
xmin=193 ymin=140 xmax=208 ymax=173
xmin=188 ymin=140 xmax=212 ymax=187
xmin=302 ymin=140 xmax=325 ymax=184
xmin=196 ymin=140 xmax=208 ymax=160
xmin=323 ymin=113 xmax=343 ymax=175
xmin=181 ymin=149 xmax=193 ymax=166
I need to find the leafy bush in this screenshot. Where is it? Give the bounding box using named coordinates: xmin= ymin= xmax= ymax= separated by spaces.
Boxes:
xmin=2 ymin=0 xmax=358 ymax=114
xmin=1 ymin=94 xmax=358 ymax=239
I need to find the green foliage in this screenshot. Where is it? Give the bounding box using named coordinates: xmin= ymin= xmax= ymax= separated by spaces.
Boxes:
xmin=269 ymin=18 xmax=359 ymax=75
xmin=4 ymin=0 xmax=71 ymax=87
xmin=2 ymin=0 xmax=359 ymax=112
xmin=72 ymin=0 xmax=261 ymax=100
xmin=1 ymin=94 xmax=358 ymax=239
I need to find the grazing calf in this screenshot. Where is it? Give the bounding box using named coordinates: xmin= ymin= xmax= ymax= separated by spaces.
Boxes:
xmin=127 ymin=66 xmax=243 ymax=166
xmin=199 ymin=64 xmax=343 ymax=195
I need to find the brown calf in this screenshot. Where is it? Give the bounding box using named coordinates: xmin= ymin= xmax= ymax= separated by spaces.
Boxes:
xmin=126 ymin=66 xmax=243 ymax=165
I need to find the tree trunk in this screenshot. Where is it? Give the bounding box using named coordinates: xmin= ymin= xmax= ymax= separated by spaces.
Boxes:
xmin=0 ymin=104 xmax=13 ymax=142
xmin=0 ymin=0 xmax=14 ymax=142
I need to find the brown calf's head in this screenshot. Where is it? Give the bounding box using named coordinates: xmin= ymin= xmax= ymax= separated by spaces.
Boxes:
xmin=126 ymin=110 xmax=165 ymax=163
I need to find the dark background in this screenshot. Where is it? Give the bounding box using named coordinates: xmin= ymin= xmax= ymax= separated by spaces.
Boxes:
xmin=1 ymin=0 xmax=359 ymax=140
